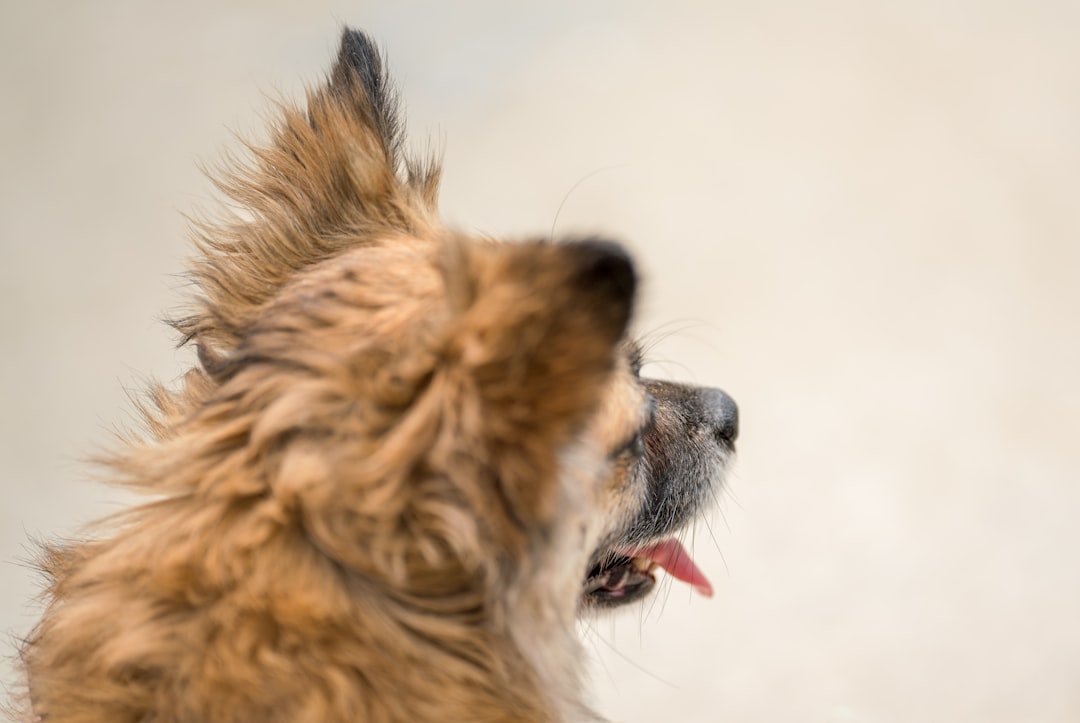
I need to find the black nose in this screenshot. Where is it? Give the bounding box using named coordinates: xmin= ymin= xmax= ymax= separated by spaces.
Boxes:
xmin=701 ymin=387 xmax=739 ymax=443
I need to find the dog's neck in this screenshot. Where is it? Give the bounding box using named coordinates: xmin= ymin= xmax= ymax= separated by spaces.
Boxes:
xmin=24 ymin=492 xmax=593 ymax=723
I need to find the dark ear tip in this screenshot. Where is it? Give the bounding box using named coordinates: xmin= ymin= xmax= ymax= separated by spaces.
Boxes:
xmin=570 ymin=238 xmax=637 ymax=304
xmin=566 ymin=238 xmax=637 ymax=336
xmin=339 ymin=27 xmax=377 ymax=66
xmin=333 ymin=27 xmax=383 ymax=88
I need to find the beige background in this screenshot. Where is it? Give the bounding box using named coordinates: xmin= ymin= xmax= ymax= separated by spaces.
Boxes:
xmin=3 ymin=2 xmax=1079 ymax=721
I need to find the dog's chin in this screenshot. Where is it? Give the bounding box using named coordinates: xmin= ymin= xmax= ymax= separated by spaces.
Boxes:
xmin=580 ymin=537 xmax=712 ymax=610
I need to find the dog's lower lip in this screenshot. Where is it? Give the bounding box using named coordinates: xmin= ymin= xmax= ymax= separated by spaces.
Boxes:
xmin=583 ymin=556 xmax=657 ymax=604
xmin=583 ymin=538 xmax=713 ymax=605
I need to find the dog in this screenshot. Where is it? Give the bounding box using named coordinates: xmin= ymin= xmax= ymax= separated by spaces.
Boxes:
xmin=14 ymin=29 xmax=738 ymax=722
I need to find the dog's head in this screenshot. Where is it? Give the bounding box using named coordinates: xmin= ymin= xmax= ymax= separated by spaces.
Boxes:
xmin=19 ymin=29 xmax=739 ymax=723
xmin=170 ymin=28 xmax=736 ymax=620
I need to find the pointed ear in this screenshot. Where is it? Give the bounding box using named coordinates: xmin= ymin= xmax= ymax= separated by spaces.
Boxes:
xmin=447 ymin=238 xmax=637 ymax=527
xmin=298 ymin=27 xmax=440 ymax=216
xmin=176 ymin=28 xmax=440 ymax=361
xmin=455 ymin=238 xmax=636 ymax=415
xmin=318 ymin=28 xmax=441 ymax=206
xmin=326 ymin=29 xmax=402 ymax=166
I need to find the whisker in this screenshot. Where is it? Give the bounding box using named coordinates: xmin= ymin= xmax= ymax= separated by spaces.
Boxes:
xmin=578 ymin=619 xmax=619 ymax=690
xmin=588 ymin=622 xmax=680 ymax=689
xmin=699 ymin=512 xmax=730 ymax=576
xmin=548 ymin=166 xmax=620 ymax=241
xmin=707 ymin=482 xmax=733 ymax=536
xmin=639 ymin=357 xmax=695 ymax=380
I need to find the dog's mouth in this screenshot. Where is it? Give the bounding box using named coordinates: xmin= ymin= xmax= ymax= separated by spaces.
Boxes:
xmin=583 ymin=539 xmax=712 ymax=608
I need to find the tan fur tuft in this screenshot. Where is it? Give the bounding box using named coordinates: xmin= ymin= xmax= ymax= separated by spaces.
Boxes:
xmin=15 ymin=29 xmax=644 ymax=723
xmin=15 ymin=27 xmax=737 ymax=723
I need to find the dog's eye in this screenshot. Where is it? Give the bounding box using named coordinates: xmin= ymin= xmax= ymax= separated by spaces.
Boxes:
xmin=611 ymin=430 xmax=645 ymax=460
xmin=611 ymin=397 xmax=655 ymax=460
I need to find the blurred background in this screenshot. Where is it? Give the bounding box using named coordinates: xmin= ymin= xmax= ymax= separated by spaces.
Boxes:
xmin=2 ymin=2 xmax=1078 ymax=721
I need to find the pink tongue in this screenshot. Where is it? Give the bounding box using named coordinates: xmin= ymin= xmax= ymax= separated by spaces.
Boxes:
xmin=629 ymin=539 xmax=713 ymax=598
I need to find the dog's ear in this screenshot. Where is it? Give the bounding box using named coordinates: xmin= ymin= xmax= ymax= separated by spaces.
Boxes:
xmin=313 ymin=27 xmax=442 ymax=215
xmin=441 ymin=238 xmax=637 ymax=534
xmin=326 ymin=29 xmax=402 ymax=172
xmin=176 ymin=28 xmax=440 ymax=366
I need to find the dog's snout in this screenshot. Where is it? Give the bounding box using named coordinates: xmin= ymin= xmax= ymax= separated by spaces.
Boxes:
xmin=701 ymin=387 xmax=738 ymax=443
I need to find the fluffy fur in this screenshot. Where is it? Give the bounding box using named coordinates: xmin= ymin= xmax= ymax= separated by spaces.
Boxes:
xmin=13 ymin=30 xmax=737 ymax=723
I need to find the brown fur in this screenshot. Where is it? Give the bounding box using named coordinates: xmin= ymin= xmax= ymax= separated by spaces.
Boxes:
xmin=14 ymin=30 xmax=736 ymax=723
